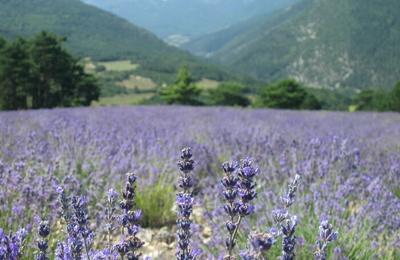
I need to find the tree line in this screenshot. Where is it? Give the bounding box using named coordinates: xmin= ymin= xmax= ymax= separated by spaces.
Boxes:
xmin=353 ymin=83 xmax=400 ymax=112
xmin=0 ymin=32 xmax=100 ymax=111
xmin=159 ymin=67 xmax=400 ymax=112
xmin=159 ymin=67 xmax=322 ymax=110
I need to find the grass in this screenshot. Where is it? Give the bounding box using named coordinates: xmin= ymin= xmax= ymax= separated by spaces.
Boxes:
xmin=98 ymin=60 xmax=139 ymax=72
xmin=196 ymin=78 xmax=220 ymax=90
xmin=136 ymin=178 xmax=176 ymax=228
xmin=92 ymin=93 xmax=154 ymax=106
xmin=117 ymin=74 xmax=157 ymax=91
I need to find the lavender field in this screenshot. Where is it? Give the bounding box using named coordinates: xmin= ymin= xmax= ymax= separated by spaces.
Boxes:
xmin=1 ymin=106 xmax=399 ymax=259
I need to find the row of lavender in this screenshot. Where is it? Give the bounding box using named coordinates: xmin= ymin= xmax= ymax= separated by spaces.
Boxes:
xmin=0 ymin=147 xmax=337 ymax=259
xmin=0 ymin=106 xmax=399 ymax=259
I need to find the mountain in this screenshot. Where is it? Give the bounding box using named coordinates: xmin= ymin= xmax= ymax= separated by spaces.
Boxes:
xmin=82 ymin=0 xmax=298 ymax=43
xmin=0 ymin=0 xmax=229 ymax=81
xmin=185 ymin=0 xmax=400 ymax=89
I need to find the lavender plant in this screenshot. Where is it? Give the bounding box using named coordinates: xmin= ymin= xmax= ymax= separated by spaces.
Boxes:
xmin=36 ymin=220 xmax=50 ymax=260
xmin=71 ymin=196 xmax=93 ymax=260
xmin=240 ymin=231 xmax=276 ymax=260
xmin=271 ymin=174 xmax=301 ymax=260
xmin=221 ymin=160 xmax=240 ymax=258
xmin=0 ymin=228 xmax=28 ymax=259
xmin=116 ymin=172 xmax=144 ymax=260
xmin=1 ymin=106 xmax=399 ymax=259
xmin=221 ymin=158 xmax=259 ymax=259
xmin=314 ymin=220 xmax=338 ymax=260
xmin=176 ymin=147 xmax=198 ymax=260
xmin=105 ymin=188 xmax=119 ymax=249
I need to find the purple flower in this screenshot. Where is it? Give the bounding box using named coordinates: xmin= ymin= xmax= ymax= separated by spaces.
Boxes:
xmin=116 ymin=172 xmax=143 ymax=259
xmin=176 ymin=147 xmax=198 ymax=259
xmin=314 ymin=220 xmax=338 ymax=260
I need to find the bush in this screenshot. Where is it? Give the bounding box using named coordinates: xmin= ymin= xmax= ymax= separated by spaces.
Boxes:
xmin=207 ymin=82 xmax=250 ymax=107
xmin=255 ymin=79 xmax=321 ymax=110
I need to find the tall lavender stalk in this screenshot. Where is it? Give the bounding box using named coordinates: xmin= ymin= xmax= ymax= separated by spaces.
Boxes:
xmin=221 ymin=161 xmax=239 ymax=258
xmin=105 ymin=188 xmax=119 ymax=249
xmin=115 ymin=172 xmax=143 ymax=260
xmin=272 ymin=174 xmax=301 ymax=260
xmin=36 ymin=220 xmax=50 ymax=260
xmin=222 ymin=158 xmax=258 ymax=259
xmin=314 ymin=220 xmax=338 ymax=260
xmin=71 ymin=196 xmax=93 ymax=260
xmin=176 ymin=147 xmax=198 ymax=260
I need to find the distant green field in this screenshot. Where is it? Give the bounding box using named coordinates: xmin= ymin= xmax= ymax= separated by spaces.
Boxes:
xmin=92 ymin=93 xmax=154 ymax=106
xmin=196 ymin=78 xmax=219 ymax=90
xmin=117 ymin=75 xmax=157 ymax=91
xmin=98 ymin=60 xmax=139 ymax=72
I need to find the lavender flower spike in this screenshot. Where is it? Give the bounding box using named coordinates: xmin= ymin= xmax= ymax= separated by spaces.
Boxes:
xmin=115 ymin=172 xmax=144 ymax=260
xmin=176 ymin=147 xmax=198 ymax=260
xmin=281 ymin=216 xmax=298 ymax=260
xmin=221 ymin=160 xmax=239 ymax=258
xmin=240 ymin=230 xmax=276 ymax=260
xmin=72 ymin=196 xmax=93 ymax=260
xmin=36 ymin=220 xmax=50 ymax=260
xmin=314 ymin=220 xmax=338 ymax=260
xmin=222 ymin=158 xmax=258 ymax=259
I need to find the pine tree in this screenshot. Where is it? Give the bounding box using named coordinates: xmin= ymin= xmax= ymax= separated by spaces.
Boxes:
xmin=159 ymin=66 xmax=201 ymax=105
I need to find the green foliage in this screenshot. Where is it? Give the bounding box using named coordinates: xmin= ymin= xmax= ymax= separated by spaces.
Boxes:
xmin=207 ymin=82 xmax=250 ymax=107
xmin=255 ymin=79 xmax=321 ymax=110
xmin=159 ymin=66 xmax=202 ymax=105
xmin=0 ymin=38 xmax=31 ymax=110
xmin=307 ymin=87 xmax=355 ymax=111
xmin=0 ymin=32 xmax=100 ymax=110
xmin=135 ymin=179 xmax=175 ymax=228
xmin=391 ymin=82 xmax=400 ymax=112
xmin=353 ymin=82 xmax=400 ymax=112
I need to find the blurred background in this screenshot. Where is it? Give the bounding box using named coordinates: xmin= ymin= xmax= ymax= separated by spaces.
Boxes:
xmin=0 ymin=0 xmax=399 ymax=112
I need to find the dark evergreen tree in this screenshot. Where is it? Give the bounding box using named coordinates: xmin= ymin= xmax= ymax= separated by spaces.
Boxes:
xmin=30 ymin=32 xmax=74 ymax=108
xmin=159 ymin=66 xmax=202 ymax=105
xmin=73 ymin=66 xmax=100 ymax=106
xmin=29 ymin=31 xmax=99 ymax=108
xmin=0 ymin=38 xmax=31 ymax=110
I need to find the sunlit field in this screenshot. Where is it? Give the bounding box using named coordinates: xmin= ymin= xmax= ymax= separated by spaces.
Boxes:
xmin=1 ymin=106 xmax=399 ymax=259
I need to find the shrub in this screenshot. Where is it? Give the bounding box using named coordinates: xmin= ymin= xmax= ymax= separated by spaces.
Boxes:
xmin=255 ymin=79 xmax=321 ymax=110
xmin=135 ymin=178 xmax=175 ymax=228
xmin=207 ymin=82 xmax=250 ymax=107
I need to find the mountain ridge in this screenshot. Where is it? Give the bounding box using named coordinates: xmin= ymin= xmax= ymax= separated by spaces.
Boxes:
xmin=0 ymin=0 xmax=231 ymax=81
xmin=185 ymin=0 xmax=400 ymax=89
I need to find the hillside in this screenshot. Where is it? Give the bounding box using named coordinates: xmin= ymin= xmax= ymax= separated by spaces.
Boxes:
xmin=82 ymin=0 xmax=298 ymax=43
xmin=186 ymin=0 xmax=400 ymax=89
xmin=0 ymin=0 xmax=229 ymax=81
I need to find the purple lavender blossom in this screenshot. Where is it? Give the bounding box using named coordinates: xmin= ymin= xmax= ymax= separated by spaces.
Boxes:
xmin=314 ymin=220 xmax=338 ymax=260
xmin=240 ymin=231 xmax=276 ymax=259
xmin=221 ymin=160 xmax=239 ymax=258
xmin=0 ymin=228 xmax=28 ymax=260
xmin=36 ymin=220 xmax=50 ymax=260
xmin=115 ymin=172 xmax=143 ymax=260
xmin=176 ymin=147 xmax=198 ymax=260
xmin=71 ymin=196 xmax=94 ymax=260
xmin=222 ymin=158 xmax=258 ymax=259
xmin=281 ymin=216 xmax=298 ymax=260
xmin=105 ymin=188 xmax=119 ymax=249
